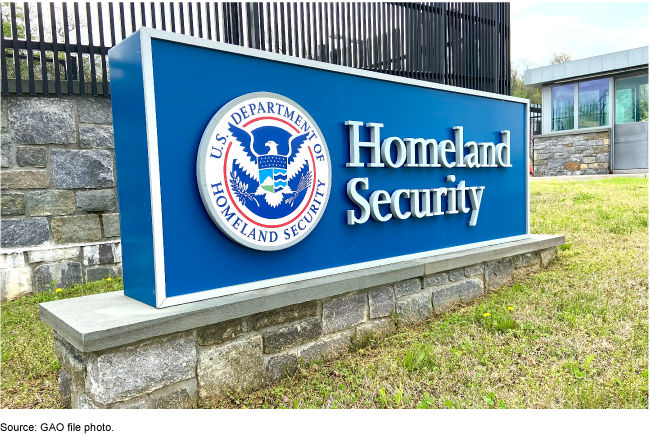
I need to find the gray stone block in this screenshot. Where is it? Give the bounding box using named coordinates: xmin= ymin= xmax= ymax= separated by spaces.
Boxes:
xmin=83 ymin=243 xmax=119 ymax=266
xmin=28 ymin=190 xmax=75 ymax=216
xmin=85 ymin=332 xmax=196 ymax=405
xmin=28 ymin=247 xmax=80 ymax=264
xmin=395 ymin=290 xmax=432 ymax=326
xmin=394 ymin=278 xmax=421 ymax=297
xmin=423 ymin=272 xmax=448 ymax=288
xmin=51 ymin=149 xmax=114 ymax=189
xmin=197 ymin=335 xmax=263 ymax=399
xmin=511 ymin=254 xmax=523 ymax=268
xmin=1 ymin=98 xmax=7 ymax=132
xmin=322 ymin=291 xmax=366 ymax=334
xmin=102 ymin=213 xmax=120 ymax=237
xmin=52 ymin=215 xmax=102 ymax=244
xmin=197 ymin=318 xmax=244 ymax=346
xmin=71 ymin=389 xmax=99 ymax=409
xmin=355 ymin=318 xmax=396 ymax=342
xmin=432 ymin=278 xmax=483 ymax=313
xmin=1 ymin=134 xmax=11 ymax=167
xmin=263 ymin=318 xmax=322 ymax=354
xmin=85 ymin=266 xmax=120 ymax=283
xmin=595 ymin=153 xmax=610 ymax=163
xmin=485 ymin=258 xmax=514 ymax=291
xmin=298 ymin=331 xmax=351 ymax=364
xmin=540 ymin=247 xmax=557 ymax=267
xmin=78 ymin=97 xmax=113 ymax=124
xmin=265 ymin=353 xmax=298 ymax=383
xmin=0 ymin=266 xmax=33 ymax=302
xmin=250 ymin=301 xmax=318 ymax=330
xmin=449 ymin=268 xmax=465 ymax=281
xmin=58 ymin=370 xmax=72 ymax=408
xmin=0 ymin=217 xmax=49 ymax=248
xmin=8 ymin=97 xmax=76 ymax=144
xmin=0 ymin=170 xmax=50 ymax=189
xmin=464 ymin=264 xmax=484 ymax=277
xmin=53 ymin=334 xmax=86 ymax=386
xmin=80 ymin=125 xmax=114 ymax=149
xmin=76 ymin=189 xmax=117 ymax=212
xmin=368 ymin=285 xmax=394 ymax=319
xmin=34 ymin=262 xmax=83 ymax=292
xmin=16 ymin=147 xmax=47 ymax=167
xmin=151 ymin=380 xmax=197 ymax=409
xmin=522 ymin=251 xmax=540 ymax=267
xmin=1 ymin=193 xmax=26 ymax=215
xmin=0 ymin=252 xmax=25 ymax=268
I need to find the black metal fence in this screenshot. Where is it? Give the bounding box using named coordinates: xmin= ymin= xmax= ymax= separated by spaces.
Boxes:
xmin=1 ymin=2 xmax=510 ymax=98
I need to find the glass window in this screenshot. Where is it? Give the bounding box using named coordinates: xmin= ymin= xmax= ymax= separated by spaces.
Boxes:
xmin=552 ymin=84 xmax=574 ymax=131
xmin=616 ymin=75 xmax=649 ymax=124
xmin=579 ymin=79 xmax=609 ymax=128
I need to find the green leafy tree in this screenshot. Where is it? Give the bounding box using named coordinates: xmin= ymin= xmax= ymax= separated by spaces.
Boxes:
xmin=550 ymin=52 xmax=573 ymax=65
xmin=510 ymin=58 xmax=542 ymax=104
xmin=2 ymin=2 xmax=25 ymax=39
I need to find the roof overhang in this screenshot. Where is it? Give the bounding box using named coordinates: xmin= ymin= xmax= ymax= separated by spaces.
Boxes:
xmin=524 ymin=47 xmax=648 ymax=88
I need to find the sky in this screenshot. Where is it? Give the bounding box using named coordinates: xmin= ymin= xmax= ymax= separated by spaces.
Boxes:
xmin=511 ymin=1 xmax=649 ymax=73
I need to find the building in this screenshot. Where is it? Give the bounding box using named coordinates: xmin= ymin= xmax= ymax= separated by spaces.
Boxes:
xmin=524 ymin=47 xmax=648 ymax=176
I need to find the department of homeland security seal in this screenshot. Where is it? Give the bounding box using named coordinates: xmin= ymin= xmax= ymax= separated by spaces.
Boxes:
xmin=197 ymin=92 xmax=331 ymax=251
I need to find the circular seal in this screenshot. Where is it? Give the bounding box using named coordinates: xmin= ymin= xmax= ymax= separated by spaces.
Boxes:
xmin=197 ymin=92 xmax=331 ymax=251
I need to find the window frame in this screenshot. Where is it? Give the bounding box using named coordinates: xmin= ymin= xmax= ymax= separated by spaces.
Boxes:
xmin=544 ymin=77 xmax=613 ymax=134
xmin=614 ymin=73 xmax=649 ymax=125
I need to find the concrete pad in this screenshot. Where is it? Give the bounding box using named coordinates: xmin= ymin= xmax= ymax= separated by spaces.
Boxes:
xmin=419 ymin=235 xmax=564 ymax=275
xmin=40 ymin=260 xmax=423 ymax=352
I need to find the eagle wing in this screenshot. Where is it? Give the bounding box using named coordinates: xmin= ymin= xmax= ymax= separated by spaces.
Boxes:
xmin=228 ymin=123 xmax=258 ymax=181
xmin=286 ymin=132 xmax=311 ymax=181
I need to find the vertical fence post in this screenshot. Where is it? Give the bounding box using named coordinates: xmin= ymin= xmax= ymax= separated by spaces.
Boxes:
xmin=0 ymin=2 xmax=511 ymax=98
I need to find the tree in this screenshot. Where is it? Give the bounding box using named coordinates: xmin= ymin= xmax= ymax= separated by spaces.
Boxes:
xmin=511 ymin=70 xmax=542 ymax=104
xmin=550 ymin=52 xmax=573 ymax=65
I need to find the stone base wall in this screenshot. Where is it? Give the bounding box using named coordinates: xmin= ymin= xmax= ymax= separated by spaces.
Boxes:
xmin=54 ymin=246 xmax=558 ymax=409
xmin=533 ymin=130 xmax=611 ymax=176
xmin=1 ymin=96 xmax=122 ymax=302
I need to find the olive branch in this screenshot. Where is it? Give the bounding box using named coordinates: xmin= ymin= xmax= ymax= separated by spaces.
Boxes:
xmin=285 ymin=171 xmax=313 ymax=207
xmin=229 ymin=171 xmax=260 ymax=207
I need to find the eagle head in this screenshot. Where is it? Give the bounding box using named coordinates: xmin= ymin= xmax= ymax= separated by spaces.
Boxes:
xmin=265 ymin=141 xmax=279 ymax=155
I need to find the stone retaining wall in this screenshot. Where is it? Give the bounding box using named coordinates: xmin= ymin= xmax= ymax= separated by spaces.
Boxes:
xmin=1 ymin=96 xmax=122 ymax=301
xmin=532 ymin=129 xmax=611 ymax=176
xmin=55 ymin=245 xmax=558 ymax=408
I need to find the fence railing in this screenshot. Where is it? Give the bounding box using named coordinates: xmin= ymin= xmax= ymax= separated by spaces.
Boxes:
xmin=1 ymin=2 xmax=511 ymax=98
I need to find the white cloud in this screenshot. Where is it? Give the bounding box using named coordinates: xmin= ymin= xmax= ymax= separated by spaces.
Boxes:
xmin=510 ymin=1 xmax=541 ymax=16
xmin=512 ymin=12 xmax=649 ymax=69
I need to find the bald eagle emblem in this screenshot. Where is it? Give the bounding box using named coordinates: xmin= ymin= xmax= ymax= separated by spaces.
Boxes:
xmin=228 ymin=122 xmax=313 ymax=208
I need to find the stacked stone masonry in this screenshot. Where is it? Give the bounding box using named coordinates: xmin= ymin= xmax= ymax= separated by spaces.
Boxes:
xmin=533 ymin=130 xmax=611 ymax=176
xmin=1 ymin=96 xmax=121 ymax=302
xmin=54 ymin=246 xmax=557 ymax=408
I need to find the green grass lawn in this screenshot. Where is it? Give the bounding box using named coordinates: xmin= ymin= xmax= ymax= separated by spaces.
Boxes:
xmin=1 ymin=178 xmax=648 ymax=409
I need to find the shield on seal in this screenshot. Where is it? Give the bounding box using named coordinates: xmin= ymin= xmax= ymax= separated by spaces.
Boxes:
xmin=258 ymin=154 xmax=288 ymax=193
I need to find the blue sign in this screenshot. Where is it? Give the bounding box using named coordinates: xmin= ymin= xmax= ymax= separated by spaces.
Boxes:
xmin=109 ymin=29 xmax=529 ymax=308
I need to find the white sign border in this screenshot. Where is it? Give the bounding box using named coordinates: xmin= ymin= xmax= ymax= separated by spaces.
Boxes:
xmin=125 ymin=27 xmax=530 ymax=308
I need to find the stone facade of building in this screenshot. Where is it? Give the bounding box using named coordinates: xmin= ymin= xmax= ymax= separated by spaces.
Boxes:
xmin=532 ymin=129 xmax=611 ymax=176
xmin=1 ymin=96 xmax=122 ymax=302
xmin=53 ymin=246 xmax=558 ymax=408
